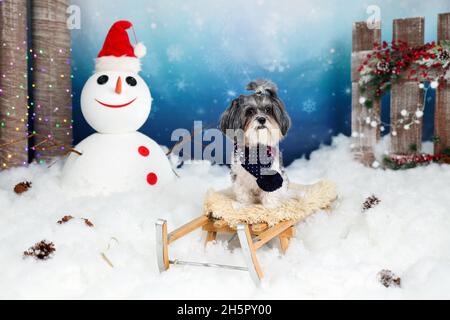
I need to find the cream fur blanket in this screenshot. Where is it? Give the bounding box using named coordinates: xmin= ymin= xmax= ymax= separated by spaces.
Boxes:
xmin=203 ymin=181 xmax=338 ymax=227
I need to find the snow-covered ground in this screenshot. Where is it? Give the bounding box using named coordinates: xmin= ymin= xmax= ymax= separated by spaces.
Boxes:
xmin=1 ymin=135 xmax=450 ymax=299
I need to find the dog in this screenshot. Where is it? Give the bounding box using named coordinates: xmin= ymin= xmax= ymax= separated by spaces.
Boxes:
xmin=220 ymin=79 xmax=291 ymax=208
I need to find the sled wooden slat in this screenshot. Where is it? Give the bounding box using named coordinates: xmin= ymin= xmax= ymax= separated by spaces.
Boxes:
xmin=390 ymin=17 xmax=424 ymax=154
xmin=253 ymin=220 xmax=295 ymax=250
xmin=162 ymin=221 xmax=169 ymax=270
xmin=203 ymin=221 xmax=235 ymax=234
xmin=251 ymin=223 xmax=268 ymax=233
xmin=279 ymin=235 xmax=290 ymax=254
xmin=168 ymin=215 xmax=209 ymax=244
xmin=205 ymin=231 xmax=217 ymax=244
xmin=435 ymin=13 xmax=450 ymax=154
xmin=351 ymin=22 xmax=381 ymax=165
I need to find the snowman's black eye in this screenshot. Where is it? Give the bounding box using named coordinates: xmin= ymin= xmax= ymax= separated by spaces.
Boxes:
xmin=97 ymin=75 xmax=109 ymax=85
xmin=126 ymin=76 xmax=137 ymax=87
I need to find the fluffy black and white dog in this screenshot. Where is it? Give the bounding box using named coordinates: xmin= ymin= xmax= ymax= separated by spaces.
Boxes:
xmin=220 ymin=80 xmax=291 ymax=208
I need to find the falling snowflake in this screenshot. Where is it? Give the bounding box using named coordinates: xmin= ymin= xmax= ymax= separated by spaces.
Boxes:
xmin=344 ymin=87 xmax=351 ymax=95
xmin=227 ymin=90 xmax=236 ymax=97
xmin=302 ymin=99 xmax=317 ymax=114
xmin=175 ymin=79 xmax=187 ymax=91
xmin=265 ymin=59 xmax=289 ymax=73
xmin=166 ymin=45 xmax=184 ymax=62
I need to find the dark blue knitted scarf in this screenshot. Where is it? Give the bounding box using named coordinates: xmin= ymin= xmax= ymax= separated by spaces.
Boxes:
xmin=234 ymin=144 xmax=284 ymax=192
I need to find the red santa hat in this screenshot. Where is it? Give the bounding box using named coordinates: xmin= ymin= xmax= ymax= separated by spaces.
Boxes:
xmin=95 ymin=20 xmax=147 ymax=73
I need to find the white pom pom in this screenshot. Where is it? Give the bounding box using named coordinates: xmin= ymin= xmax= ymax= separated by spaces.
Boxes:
xmin=415 ymin=110 xmax=424 ymax=118
xmin=359 ymin=97 xmax=366 ymax=105
xmin=430 ymin=80 xmax=439 ymax=89
xmin=134 ymin=42 xmax=147 ymax=58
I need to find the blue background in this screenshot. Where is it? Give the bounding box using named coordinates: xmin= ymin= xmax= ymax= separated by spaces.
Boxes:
xmin=71 ymin=0 xmax=450 ymax=165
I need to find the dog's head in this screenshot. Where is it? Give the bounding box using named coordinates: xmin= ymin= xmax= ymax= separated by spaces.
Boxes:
xmin=220 ymin=79 xmax=291 ymax=147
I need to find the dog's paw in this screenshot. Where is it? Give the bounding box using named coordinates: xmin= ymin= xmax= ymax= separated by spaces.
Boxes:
xmin=256 ymin=171 xmax=284 ymax=192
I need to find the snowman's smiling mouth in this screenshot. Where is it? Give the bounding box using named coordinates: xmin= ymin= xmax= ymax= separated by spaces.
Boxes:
xmin=95 ymin=98 xmax=137 ymax=108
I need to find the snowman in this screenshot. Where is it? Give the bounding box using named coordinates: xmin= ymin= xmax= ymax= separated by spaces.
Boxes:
xmin=62 ymin=20 xmax=174 ymax=194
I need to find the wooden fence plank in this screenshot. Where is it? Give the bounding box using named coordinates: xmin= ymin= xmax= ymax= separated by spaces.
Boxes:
xmin=390 ymin=17 xmax=424 ymax=154
xmin=351 ymin=22 xmax=381 ymax=165
xmin=0 ymin=0 xmax=29 ymax=169
xmin=435 ymin=13 xmax=450 ymax=154
xmin=31 ymin=0 xmax=72 ymax=164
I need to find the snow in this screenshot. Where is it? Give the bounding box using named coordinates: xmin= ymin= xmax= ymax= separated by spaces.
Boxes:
xmin=1 ymin=135 xmax=450 ymax=299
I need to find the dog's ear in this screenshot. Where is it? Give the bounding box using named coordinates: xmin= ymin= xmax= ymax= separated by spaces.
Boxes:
xmin=273 ymin=100 xmax=291 ymax=136
xmin=220 ymin=98 xmax=240 ymax=133
xmin=246 ymin=79 xmax=278 ymax=98
xmin=280 ymin=109 xmax=291 ymax=136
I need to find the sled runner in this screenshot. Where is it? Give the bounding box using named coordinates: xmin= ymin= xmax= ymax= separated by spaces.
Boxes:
xmin=156 ymin=216 xmax=297 ymax=285
xmin=155 ymin=181 xmax=337 ymax=285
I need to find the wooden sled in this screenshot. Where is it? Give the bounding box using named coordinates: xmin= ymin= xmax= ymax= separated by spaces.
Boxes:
xmin=156 ymin=181 xmax=337 ymax=285
xmin=156 ymin=215 xmax=296 ymax=285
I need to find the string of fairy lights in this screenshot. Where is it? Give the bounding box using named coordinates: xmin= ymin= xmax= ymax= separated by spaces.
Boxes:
xmin=30 ymin=45 xmax=74 ymax=164
xmin=0 ymin=1 xmax=29 ymax=169
xmin=0 ymin=3 xmax=74 ymax=169
xmin=352 ymin=81 xmax=437 ymax=146
xmin=1 ymin=46 xmax=75 ymax=168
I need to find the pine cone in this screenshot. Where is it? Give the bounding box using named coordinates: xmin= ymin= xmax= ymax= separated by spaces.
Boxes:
xmin=23 ymin=240 xmax=56 ymax=260
xmin=438 ymin=49 xmax=450 ymax=62
xmin=362 ymin=195 xmax=381 ymax=211
xmin=376 ymin=61 xmax=391 ymax=73
xmin=378 ymin=269 xmax=401 ymax=288
xmin=57 ymin=215 xmax=74 ymax=224
xmin=14 ymin=181 xmax=32 ymax=194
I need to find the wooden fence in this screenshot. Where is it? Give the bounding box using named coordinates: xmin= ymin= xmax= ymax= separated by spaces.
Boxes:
xmin=352 ymin=13 xmax=450 ymax=165
xmin=0 ymin=0 xmax=72 ymax=169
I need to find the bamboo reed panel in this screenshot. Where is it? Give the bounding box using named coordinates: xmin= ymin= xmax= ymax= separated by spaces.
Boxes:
xmin=390 ymin=17 xmax=424 ymax=154
xmin=435 ymin=13 xmax=450 ymax=154
xmin=0 ymin=0 xmax=29 ymax=169
xmin=31 ymin=0 xmax=72 ymax=163
xmin=351 ymin=22 xmax=381 ymax=165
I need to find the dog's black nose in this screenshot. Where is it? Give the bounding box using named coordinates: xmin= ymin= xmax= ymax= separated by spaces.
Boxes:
xmin=257 ymin=117 xmax=266 ymax=125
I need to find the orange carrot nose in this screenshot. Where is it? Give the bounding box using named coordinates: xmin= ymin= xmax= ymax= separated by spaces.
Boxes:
xmin=115 ymin=76 xmax=122 ymax=94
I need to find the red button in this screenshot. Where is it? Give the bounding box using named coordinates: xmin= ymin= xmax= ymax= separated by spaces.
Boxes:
xmin=147 ymin=172 xmax=158 ymax=185
xmin=138 ymin=146 xmax=150 ymax=157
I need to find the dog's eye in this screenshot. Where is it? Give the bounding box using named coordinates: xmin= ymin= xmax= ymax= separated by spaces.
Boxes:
xmin=245 ymin=108 xmax=256 ymax=116
xmin=264 ymin=107 xmax=272 ymax=113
